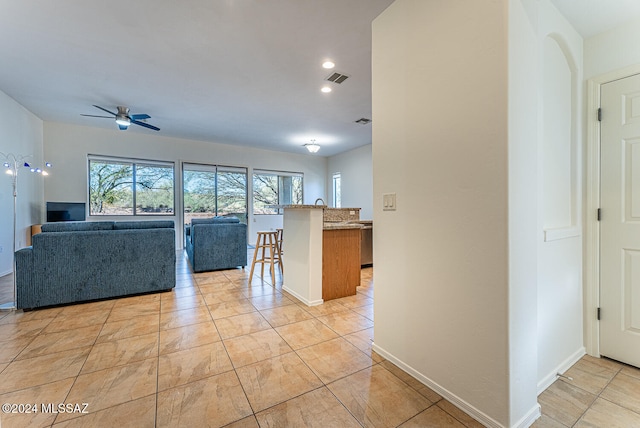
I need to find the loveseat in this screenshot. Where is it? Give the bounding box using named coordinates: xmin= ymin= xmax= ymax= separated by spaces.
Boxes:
xmin=15 ymin=220 xmax=176 ymax=310
xmin=185 ymin=217 xmax=247 ymax=272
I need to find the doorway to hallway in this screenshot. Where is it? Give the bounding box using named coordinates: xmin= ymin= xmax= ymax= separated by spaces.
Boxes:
xmin=599 ymin=72 xmax=640 ymax=368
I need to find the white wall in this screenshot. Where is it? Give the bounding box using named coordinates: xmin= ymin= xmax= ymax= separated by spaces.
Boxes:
xmin=508 ymin=0 xmax=541 ymax=425
xmin=0 ymin=91 xmax=44 ymax=276
xmin=372 ymin=1 xmax=511 ymax=426
xmin=327 ymin=144 xmax=373 ymax=219
xmin=536 ymin=0 xmax=585 ymax=393
xmin=584 ymin=17 xmax=640 ymax=80
xmin=43 ymin=122 xmax=327 ymax=248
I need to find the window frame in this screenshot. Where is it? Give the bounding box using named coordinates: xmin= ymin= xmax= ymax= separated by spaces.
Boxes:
xmin=88 ymin=155 xmax=176 ymax=217
xmin=182 ymin=162 xmax=248 ymax=224
xmin=252 ymin=169 xmax=304 ymax=215
xmin=332 ymin=172 xmax=341 ymax=208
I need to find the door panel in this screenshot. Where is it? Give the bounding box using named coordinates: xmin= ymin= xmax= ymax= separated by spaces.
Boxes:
xmin=600 ymin=73 xmax=640 ymax=368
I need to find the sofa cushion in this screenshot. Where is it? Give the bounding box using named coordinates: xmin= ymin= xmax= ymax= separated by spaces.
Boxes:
xmin=114 ymin=220 xmax=175 ymax=230
xmin=41 ymin=221 xmax=114 ymax=232
xmin=191 ymin=217 xmax=240 ymax=226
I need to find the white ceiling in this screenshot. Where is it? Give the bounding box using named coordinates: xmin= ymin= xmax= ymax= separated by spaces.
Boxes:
xmin=1 ymin=1 xmax=640 ymax=157
xmin=0 ymin=0 xmax=394 ymax=157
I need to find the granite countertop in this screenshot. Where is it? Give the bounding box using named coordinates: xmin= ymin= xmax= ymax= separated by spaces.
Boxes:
xmin=323 ymin=222 xmax=363 ymax=230
xmin=269 ymin=204 xmax=327 ymax=209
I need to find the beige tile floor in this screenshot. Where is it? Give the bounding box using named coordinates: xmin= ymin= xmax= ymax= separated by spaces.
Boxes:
xmin=0 ymin=272 xmax=14 ymax=306
xmin=0 ymin=253 xmax=637 ymax=427
xmin=0 ymin=252 xmax=469 ymax=428
xmin=535 ymin=355 xmax=640 ymax=427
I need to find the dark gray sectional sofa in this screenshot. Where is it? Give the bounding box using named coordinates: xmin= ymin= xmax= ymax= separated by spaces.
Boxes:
xmin=15 ymin=220 xmax=176 ymax=310
xmin=185 ymin=217 xmax=247 ymax=272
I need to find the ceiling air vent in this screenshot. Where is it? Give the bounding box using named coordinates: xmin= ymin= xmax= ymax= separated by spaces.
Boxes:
xmin=355 ymin=118 xmax=372 ymax=125
xmin=325 ymin=72 xmax=350 ymax=84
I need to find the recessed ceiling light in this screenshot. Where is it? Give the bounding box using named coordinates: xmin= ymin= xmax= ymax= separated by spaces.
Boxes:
xmin=321 ymin=86 xmax=332 ymax=93
xmin=322 ymin=61 xmax=335 ymax=69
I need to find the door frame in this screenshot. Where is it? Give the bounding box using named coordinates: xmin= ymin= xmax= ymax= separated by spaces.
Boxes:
xmin=585 ymin=64 xmax=640 ymax=358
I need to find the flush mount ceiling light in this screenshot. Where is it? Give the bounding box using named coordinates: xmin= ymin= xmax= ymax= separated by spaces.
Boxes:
xmin=305 ymin=140 xmax=320 ymax=153
xmin=321 ymin=86 xmax=332 ymax=93
xmin=322 ymin=61 xmax=335 ymax=69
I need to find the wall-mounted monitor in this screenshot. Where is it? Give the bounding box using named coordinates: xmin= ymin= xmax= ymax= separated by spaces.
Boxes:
xmin=46 ymin=202 xmax=86 ymax=222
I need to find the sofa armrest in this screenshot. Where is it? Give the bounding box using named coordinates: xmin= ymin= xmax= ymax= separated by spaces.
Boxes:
xmin=15 ymin=247 xmax=34 ymax=307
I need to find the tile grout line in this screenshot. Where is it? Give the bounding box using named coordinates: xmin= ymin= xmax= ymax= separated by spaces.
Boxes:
xmin=49 ymin=302 xmax=116 ymax=426
xmin=569 ymin=363 xmax=640 ymax=425
xmin=195 ymin=266 xmax=259 ymax=425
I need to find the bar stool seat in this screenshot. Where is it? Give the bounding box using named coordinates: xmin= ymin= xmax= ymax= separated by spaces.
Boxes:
xmin=249 ymin=231 xmax=283 ymax=281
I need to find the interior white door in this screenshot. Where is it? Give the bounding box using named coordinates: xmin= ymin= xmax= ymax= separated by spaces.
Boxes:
xmin=600 ymin=73 xmax=640 ymax=368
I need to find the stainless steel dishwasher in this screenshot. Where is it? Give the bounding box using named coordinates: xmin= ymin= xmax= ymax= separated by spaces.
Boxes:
xmin=360 ymin=221 xmax=373 ymax=266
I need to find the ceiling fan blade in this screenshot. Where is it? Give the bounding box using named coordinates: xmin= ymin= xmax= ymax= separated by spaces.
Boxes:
xmin=131 ymin=119 xmax=160 ymax=131
xmin=118 ymin=124 xmax=129 ymax=131
xmin=130 ymin=114 xmax=151 ymax=120
xmin=92 ymin=105 xmax=117 ymax=116
xmin=81 ymin=114 xmax=113 ymax=119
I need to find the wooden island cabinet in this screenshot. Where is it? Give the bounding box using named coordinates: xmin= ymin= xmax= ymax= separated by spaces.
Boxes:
xmin=322 ymin=227 xmax=361 ymax=300
xmin=278 ymin=204 xmax=364 ymax=306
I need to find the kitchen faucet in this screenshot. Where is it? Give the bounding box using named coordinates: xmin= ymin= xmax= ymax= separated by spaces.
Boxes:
xmin=315 ymin=198 xmax=325 ymax=206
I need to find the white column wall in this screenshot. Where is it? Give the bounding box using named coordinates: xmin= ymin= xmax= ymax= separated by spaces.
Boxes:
xmin=372 ymin=1 xmax=511 ymax=425
xmin=508 ymin=1 xmax=541 ymax=425
xmin=0 ymin=90 xmax=44 ymax=276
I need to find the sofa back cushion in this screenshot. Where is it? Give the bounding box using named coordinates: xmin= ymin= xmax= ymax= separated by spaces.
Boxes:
xmin=41 ymin=221 xmax=114 ymax=232
xmin=113 ymin=220 xmax=175 ymax=230
xmin=191 ymin=217 xmax=240 ymax=226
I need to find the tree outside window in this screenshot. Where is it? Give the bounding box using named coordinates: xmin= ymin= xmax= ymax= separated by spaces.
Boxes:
xmin=253 ymin=171 xmax=303 ymax=214
xmin=89 ymin=158 xmax=174 ymax=216
xmin=183 ymin=165 xmax=247 ymax=224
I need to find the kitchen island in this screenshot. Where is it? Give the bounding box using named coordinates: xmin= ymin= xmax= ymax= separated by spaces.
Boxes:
xmin=277 ymin=205 xmax=362 ymax=306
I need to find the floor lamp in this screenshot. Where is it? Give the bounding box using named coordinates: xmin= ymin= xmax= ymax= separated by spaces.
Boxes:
xmin=0 ymin=152 xmax=50 ymax=311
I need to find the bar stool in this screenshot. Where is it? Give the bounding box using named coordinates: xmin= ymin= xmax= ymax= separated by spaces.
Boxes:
xmin=249 ymin=231 xmax=283 ymax=281
xmin=275 ymin=228 xmax=284 ymax=270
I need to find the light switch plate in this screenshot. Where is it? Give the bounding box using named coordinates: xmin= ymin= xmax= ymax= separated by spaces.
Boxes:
xmin=383 ymin=193 xmax=396 ymax=211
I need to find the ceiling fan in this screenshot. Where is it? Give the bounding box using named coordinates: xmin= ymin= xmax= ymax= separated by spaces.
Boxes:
xmin=81 ymin=105 xmax=160 ymax=131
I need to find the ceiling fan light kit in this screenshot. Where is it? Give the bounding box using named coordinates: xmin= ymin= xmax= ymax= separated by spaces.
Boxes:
xmin=115 ymin=115 xmax=130 ymax=127
xmin=81 ymin=105 xmax=159 ymax=131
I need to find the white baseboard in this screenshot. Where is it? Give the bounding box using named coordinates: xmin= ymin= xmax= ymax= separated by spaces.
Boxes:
xmin=372 ymin=342 xmax=505 ymax=428
xmin=537 ymin=347 xmax=586 ymax=395
xmin=512 ymin=404 xmax=541 ymax=428
xmin=282 ymin=286 xmax=323 ymax=306
xmin=0 ymin=269 xmax=12 ymax=278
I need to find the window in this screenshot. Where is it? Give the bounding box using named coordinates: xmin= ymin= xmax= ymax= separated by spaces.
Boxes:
xmin=183 ymin=163 xmax=247 ymax=224
xmin=89 ymin=156 xmax=174 ymax=216
xmin=333 ymin=172 xmax=341 ymax=208
xmin=253 ymin=170 xmax=303 ymax=214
